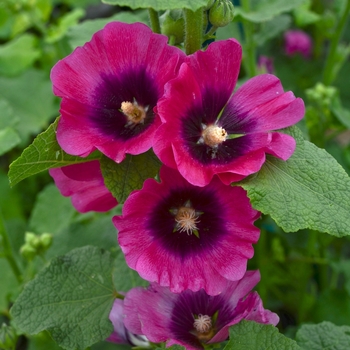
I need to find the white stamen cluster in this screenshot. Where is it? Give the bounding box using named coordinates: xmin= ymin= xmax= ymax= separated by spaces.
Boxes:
xmin=201 ymin=124 xmax=227 ymax=147
xmin=193 ymin=314 xmax=212 ymax=333
xmin=175 ymin=207 xmax=200 ymax=235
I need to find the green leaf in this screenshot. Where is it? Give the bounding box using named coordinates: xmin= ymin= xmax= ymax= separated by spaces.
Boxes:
xmin=102 ymin=0 xmax=208 ymax=11
xmin=0 ymin=127 xmax=20 ymax=155
xmin=8 ymin=117 xmax=101 ymax=187
xmin=234 ymin=0 xmax=306 ymax=23
xmin=100 ymin=151 xmax=161 ymax=203
xmin=296 ymin=321 xmax=350 ymax=350
xmin=238 ymin=127 xmax=350 ymax=237
xmin=46 ymin=214 xmax=118 ymax=260
xmin=113 ymin=245 xmax=148 ymax=293
xmin=0 ymin=69 xmax=57 ymax=140
xmin=0 ymin=97 xmax=19 ymax=129
xmin=46 ymin=8 xmax=85 ymax=44
xmin=0 ymin=34 xmax=40 ymax=76
xmin=225 ymin=320 xmax=301 ymax=349
xmin=29 ymin=183 xmax=76 ymax=234
xmin=10 ymin=246 xmax=115 ymax=350
xmin=67 ymin=11 xmax=148 ymax=49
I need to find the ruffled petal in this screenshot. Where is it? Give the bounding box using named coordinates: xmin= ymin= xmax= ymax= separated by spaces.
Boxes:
xmin=49 ymin=160 xmax=117 ymax=213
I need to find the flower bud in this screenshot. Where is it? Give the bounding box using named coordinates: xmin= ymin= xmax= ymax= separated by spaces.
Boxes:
xmin=0 ymin=323 xmax=17 ymax=350
xmin=24 ymin=232 xmax=41 ymax=249
xmin=20 ymin=243 xmax=37 ymax=260
xmin=209 ymin=0 xmax=235 ymax=28
xmin=160 ymin=10 xmax=184 ymax=45
xmin=40 ymin=233 xmax=53 ymax=249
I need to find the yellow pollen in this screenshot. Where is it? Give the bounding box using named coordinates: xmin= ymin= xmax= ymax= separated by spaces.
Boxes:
xmin=202 ymin=125 xmax=227 ymax=147
xmin=121 ymin=101 xmax=146 ymax=124
xmin=193 ymin=314 xmax=212 ymax=333
xmin=175 ymin=207 xmax=200 ymax=235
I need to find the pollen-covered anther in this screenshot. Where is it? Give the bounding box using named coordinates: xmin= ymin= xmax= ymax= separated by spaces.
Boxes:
xmin=121 ymin=101 xmax=147 ymax=124
xmin=175 ymin=207 xmax=200 ymax=235
xmin=193 ymin=314 xmax=212 ymax=333
xmin=202 ymin=125 xmax=227 ymax=147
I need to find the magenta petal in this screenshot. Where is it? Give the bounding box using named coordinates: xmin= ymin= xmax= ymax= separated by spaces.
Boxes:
xmin=107 ymin=299 xmax=128 ymax=344
xmin=114 ymin=166 xmax=259 ymax=295
xmin=52 ymin=21 xmax=185 ymax=161
xmin=49 ymin=160 xmax=118 ymax=213
xmin=123 ymin=272 xmax=278 ymax=350
xmin=154 ymin=40 xmax=304 ymax=186
xmin=264 ymin=132 xmax=296 ymax=161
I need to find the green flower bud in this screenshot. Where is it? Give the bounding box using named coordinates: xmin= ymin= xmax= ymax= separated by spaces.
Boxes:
xmin=40 ymin=233 xmax=53 ymax=249
xmin=24 ymin=232 xmax=41 ymax=248
xmin=209 ymin=0 xmax=235 ymax=28
xmin=0 ymin=323 xmax=18 ymax=350
xmin=20 ymin=243 xmax=37 ymax=260
xmin=160 ymin=10 xmax=185 ymax=45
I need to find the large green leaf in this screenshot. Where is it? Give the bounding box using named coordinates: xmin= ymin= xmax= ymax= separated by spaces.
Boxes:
xmin=224 ymin=320 xmax=301 ymax=349
xmin=0 ymin=34 xmax=40 ymax=76
xmin=100 ymin=151 xmax=161 ymax=203
xmin=8 ymin=117 xmax=101 ymax=187
xmin=102 ymin=0 xmax=208 ymax=11
xmin=0 ymin=127 xmax=20 ymax=155
xmin=11 ymin=246 xmax=115 ymax=350
xmin=0 ymin=69 xmax=56 ymax=140
xmin=238 ymin=127 xmax=350 ymax=237
xmin=296 ymin=322 xmax=350 ymax=350
xmin=29 ymin=183 xmax=76 ymax=234
xmin=234 ymin=0 xmax=306 ymax=23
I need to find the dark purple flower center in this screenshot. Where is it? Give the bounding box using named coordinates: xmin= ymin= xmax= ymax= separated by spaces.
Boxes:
xmin=169 ymin=289 xmax=236 ymax=349
xmin=180 ymin=88 xmax=257 ymax=165
xmin=146 ymin=186 xmax=227 ymax=258
xmin=90 ymin=67 xmax=158 ymax=140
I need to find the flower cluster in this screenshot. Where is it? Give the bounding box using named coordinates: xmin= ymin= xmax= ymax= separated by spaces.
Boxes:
xmin=49 ymin=21 xmax=304 ymax=349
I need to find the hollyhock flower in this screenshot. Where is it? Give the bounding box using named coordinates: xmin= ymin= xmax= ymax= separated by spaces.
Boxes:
xmin=153 ymin=39 xmax=305 ymax=186
xmin=51 ymin=21 xmax=185 ymax=162
xmin=123 ymin=270 xmax=279 ymax=350
xmin=284 ymin=30 xmax=312 ymax=58
xmin=49 ymin=160 xmax=117 ymax=213
xmin=107 ymin=299 xmax=149 ymax=347
xmin=113 ymin=166 xmax=260 ymax=295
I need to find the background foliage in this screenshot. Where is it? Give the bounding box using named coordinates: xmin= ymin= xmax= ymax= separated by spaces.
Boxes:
xmin=1 ymin=0 xmax=350 ymax=349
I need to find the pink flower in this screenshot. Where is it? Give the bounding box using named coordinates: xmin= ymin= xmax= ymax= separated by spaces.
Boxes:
xmin=113 ymin=166 xmax=260 ymax=295
xmin=153 ymin=39 xmax=305 ymax=187
xmin=284 ymin=30 xmax=312 ymax=58
xmin=51 ymin=22 xmax=185 ymax=162
xmin=49 ymin=160 xmax=117 ymax=213
xmin=107 ymin=299 xmax=149 ymax=347
xmin=123 ymin=271 xmax=279 ymax=350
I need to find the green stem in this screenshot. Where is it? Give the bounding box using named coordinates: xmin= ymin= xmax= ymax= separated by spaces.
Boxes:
xmin=241 ymin=0 xmax=257 ymax=77
xmin=184 ymin=8 xmax=203 ymax=55
xmin=148 ymin=8 xmax=161 ymax=34
xmin=322 ymin=0 xmax=350 ymax=85
xmin=0 ymin=213 xmax=22 ymax=283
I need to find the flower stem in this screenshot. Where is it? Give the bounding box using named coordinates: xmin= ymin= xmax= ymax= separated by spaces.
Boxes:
xmin=184 ymin=8 xmax=203 ymax=55
xmin=241 ymin=0 xmax=257 ymax=77
xmin=0 ymin=213 xmax=22 ymax=283
xmin=322 ymin=0 xmax=350 ymax=85
xmin=148 ymin=8 xmax=161 ymax=34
